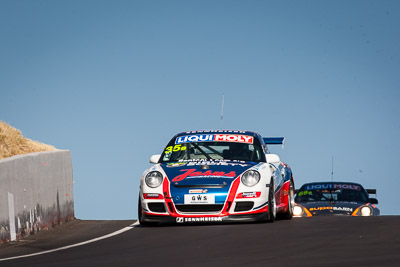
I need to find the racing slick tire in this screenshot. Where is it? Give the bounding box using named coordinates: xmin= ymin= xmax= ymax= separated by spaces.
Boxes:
xmin=268 ymin=179 xmax=276 ymax=222
xmin=138 ymin=197 xmax=155 ymax=226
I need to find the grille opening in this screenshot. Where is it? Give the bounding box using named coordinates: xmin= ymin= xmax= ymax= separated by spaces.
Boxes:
xmin=148 ymin=203 xmax=166 ymax=213
xmin=175 ymin=204 xmax=224 ymax=213
xmin=234 ymin=201 xmax=254 ymax=212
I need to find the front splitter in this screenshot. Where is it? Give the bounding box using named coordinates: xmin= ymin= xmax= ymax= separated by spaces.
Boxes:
xmin=141 ymin=212 xmax=269 ymax=225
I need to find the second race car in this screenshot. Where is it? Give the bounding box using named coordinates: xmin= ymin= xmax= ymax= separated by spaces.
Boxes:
xmin=138 ymin=130 xmax=295 ymax=225
xmin=293 ymin=181 xmax=380 ymax=217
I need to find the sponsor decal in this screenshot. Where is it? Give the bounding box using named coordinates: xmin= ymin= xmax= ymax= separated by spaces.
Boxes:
xmin=309 ymin=207 xmax=333 ymax=211
xmin=181 ymin=217 xmax=223 ymax=223
xmin=189 ymin=189 xmax=208 ymax=193
xmin=309 ymin=206 xmax=353 ymax=212
xmin=214 ymin=134 xmax=253 ymax=143
xmin=185 ymin=130 xmax=247 ymax=134
xmin=186 ymin=161 xmax=249 ymax=167
xmin=172 ymin=169 xmax=236 ymax=182
xmin=172 ymin=159 xmax=249 ymax=167
xmin=144 ymin=193 xmax=163 ymax=199
xmin=175 ymin=134 xmax=253 ymax=144
xmin=176 ymin=216 xmax=223 ymax=223
xmin=237 ymin=192 xmax=261 ymax=198
xmin=184 ymin=194 xmax=215 ymax=204
xmin=333 ymin=206 xmax=353 ymax=212
xmin=179 ymin=159 xmax=245 ymax=162
xmin=166 ymin=162 xmax=187 ymax=168
xmin=305 ymin=184 xmax=361 ymax=191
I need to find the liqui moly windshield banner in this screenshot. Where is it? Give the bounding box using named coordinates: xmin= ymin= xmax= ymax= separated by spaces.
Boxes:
xmin=305 ymin=184 xmax=361 ymax=191
xmin=175 ymin=134 xmax=254 ymax=144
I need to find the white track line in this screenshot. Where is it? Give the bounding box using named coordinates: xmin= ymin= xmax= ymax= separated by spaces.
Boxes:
xmin=0 ymin=221 xmax=139 ymax=262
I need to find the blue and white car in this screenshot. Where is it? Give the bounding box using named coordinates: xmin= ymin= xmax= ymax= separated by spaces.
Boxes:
xmin=138 ymin=130 xmax=295 ymax=225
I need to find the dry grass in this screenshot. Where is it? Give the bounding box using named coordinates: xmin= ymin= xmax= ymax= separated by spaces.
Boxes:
xmin=0 ymin=120 xmax=56 ymax=160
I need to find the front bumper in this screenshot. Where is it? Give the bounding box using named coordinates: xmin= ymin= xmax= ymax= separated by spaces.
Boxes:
xmin=293 ymin=203 xmax=380 ymax=217
xmin=140 ymin=174 xmax=272 ymax=224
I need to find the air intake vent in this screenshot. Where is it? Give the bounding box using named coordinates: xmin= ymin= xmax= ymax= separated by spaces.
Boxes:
xmin=234 ymin=201 xmax=254 ymax=212
xmin=175 ymin=204 xmax=224 ymax=213
xmin=148 ymin=203 xmax=166 ymax=213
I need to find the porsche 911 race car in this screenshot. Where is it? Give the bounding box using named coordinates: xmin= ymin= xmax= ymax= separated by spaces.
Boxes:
xmin=293 ymin=181 xmax=380 ymax=217
xmin=138 ymin=130 xmax=295 ymax=225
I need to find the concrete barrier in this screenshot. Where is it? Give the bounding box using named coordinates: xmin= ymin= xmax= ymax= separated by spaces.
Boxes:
xmin=0 ymin=150 xmax=74 ymax=244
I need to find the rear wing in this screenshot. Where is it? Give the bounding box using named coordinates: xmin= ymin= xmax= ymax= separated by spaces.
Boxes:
xmin=366 ymin=189 xmax=378 ymax=204
xmin=263 ymin=137 xmax=285 ymax=149
xmin=366 ymin=189 xmax=377 ymax=195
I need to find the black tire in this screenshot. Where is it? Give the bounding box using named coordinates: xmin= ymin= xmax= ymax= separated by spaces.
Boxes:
xmin=268 ymin=179 xmax=276 ymax=222
xmin=138 ymin=196 xmax=152 ymax=226
xmin=281 ymin=180 xmax=294 ymax=219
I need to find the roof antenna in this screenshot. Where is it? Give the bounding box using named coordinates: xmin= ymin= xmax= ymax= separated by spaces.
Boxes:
xmin=220 ymin=93 xmax=224 ymax=129
xmin=331 ymin=155 xmax=334 ymax=182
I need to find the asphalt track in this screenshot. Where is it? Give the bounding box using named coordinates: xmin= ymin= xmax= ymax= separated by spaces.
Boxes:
xmin=1 ymin=216 xmax=399 ymax=267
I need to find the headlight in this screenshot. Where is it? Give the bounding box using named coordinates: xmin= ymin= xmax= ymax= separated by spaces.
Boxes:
xmin=241 ymin=170 xmax=260 ymax=187
xmin=360 ymin=206 xmax=372 ymax=216
xmin=145 ymin=171 xmax=163 ymax=188
xmin=293 ymin=205 xmax=303 ymax=216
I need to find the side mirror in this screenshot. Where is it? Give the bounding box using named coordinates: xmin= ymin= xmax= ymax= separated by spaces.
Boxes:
xmin=369 ymin=198 xmax=378 ymax=205
xmin=149 ymin=154 xmax=161 ymax=164
xmin=266 ymin=153 xmax=280 ymax=163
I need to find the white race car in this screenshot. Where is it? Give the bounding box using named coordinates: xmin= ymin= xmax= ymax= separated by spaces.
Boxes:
xmin=138 ymin=130 xmax=295 ymax=225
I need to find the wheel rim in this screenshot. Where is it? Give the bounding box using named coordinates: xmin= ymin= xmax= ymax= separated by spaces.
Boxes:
xmin=289 ymin=183 xmax=294 ymax=214
xmin=272 ymin=193 xmax=276 ymax=218
xmin=269 ymin=185 xmax=276 ymax=219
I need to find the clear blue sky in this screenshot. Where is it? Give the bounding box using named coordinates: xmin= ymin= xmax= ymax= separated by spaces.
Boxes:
xmin=1 ymin=0 xmax=399 ymax=219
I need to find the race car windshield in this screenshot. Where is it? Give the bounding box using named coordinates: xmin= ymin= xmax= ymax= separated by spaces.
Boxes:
xmin=295 ymin=184 xmax=369 ymax=203
xmin=160 ymin=138 xmax=265 ymax=163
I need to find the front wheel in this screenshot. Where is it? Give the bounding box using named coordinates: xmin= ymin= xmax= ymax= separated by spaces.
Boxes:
xmin=138 ymin=196 xmax=153 ymax=226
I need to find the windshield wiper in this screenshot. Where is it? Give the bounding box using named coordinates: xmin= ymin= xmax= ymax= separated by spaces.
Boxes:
xmin=328 ymin=189 xmax=335 ymax=204
xmin=190 ymin=143 xmax=212 ymax=160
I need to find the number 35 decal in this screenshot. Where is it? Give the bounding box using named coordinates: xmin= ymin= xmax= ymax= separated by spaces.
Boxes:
xmin=165 ymin=144 xmax=187 ymax=153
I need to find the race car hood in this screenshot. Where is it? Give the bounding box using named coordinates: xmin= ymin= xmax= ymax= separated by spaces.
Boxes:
xmin=161 ymin=160 xmax=256 ymax=185
xmin=298 ymin=201 xmax=362 ymax=216
xmin=160 ymin=160 xmax=258 ymax=205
